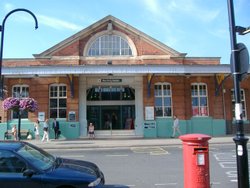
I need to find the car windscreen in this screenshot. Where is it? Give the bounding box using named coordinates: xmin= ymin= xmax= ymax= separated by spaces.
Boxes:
xmin=17 ymin=144 xmax=55 ymax=171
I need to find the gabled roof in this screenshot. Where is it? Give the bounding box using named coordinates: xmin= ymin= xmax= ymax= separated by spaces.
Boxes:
xmin=34 ymin=15 xmax=185 ymax=58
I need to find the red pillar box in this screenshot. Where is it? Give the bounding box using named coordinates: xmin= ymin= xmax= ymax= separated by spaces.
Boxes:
xmin=179 ymin=134 xmax=211 ymax=188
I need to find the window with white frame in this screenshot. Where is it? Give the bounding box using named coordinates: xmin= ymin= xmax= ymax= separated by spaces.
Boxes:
xmin=191 ymin=83 xmax=209 ymax=116
xmin=154 ymin=83 xmax=172 ymax=117
xmin=12 ymin=85 xmax=29 ymax=119
xmin=231 ymin=89 xmax=247 ymax=120
xmin=88 ymin=34 xmax=132 ymax=56
xmin=49 ymin=84 xmax=67 ymax=118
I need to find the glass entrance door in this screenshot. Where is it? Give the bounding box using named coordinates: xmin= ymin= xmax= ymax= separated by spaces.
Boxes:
xmin=86 ymin=85 xmax=135 ymax=131
xmin=102 ymin=106 xmax=120 ymax=130
xmin=87 ymin=105 xmax=135 ymax=130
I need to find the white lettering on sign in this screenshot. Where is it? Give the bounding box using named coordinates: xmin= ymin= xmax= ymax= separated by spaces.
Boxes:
xmin=101 ymin=79 xmax=122 ymax=82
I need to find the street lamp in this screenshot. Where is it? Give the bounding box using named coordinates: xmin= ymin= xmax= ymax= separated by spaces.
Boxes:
xmin=235 ymin=26 xmax=250 ymax=35
xmin=17 ymin=91 xmax=24 ymax=141
xmin=0 ymin=8 xmax=38 ymax=98
xmin=227 ymin=1 xmax=249 ymax=188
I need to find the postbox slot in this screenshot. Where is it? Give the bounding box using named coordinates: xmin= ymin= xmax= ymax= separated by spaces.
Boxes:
xmin=193 ymin=147 xmax=208 ymax=154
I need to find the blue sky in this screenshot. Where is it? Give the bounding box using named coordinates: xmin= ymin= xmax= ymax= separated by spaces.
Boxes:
xmin=0 ymin=0 xmax=249 ymax=64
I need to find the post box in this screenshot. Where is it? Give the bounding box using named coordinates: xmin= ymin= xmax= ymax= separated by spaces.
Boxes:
xmin=179 ymin=134 xmax=211 ymax=188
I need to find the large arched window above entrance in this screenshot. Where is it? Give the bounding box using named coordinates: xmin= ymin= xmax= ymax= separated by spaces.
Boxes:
xmin=84 ymin=31 xmax=137 ymax=56
xmin=87 ymin=86 xmax=135 ymax=101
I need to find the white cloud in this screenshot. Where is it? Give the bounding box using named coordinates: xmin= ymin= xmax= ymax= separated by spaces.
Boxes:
xmin=141 ymin=0 xmax=220 ymax=24
xmin=37 ymin=14 xmax=82 ymax=31
xmin=1 ymin=8 xmax=82 ymax=32
xmin=2 ymin=4 xmax=82 ymax=32
xmin=209 ymin=28 xmax=228 ymax=39
xmin=4 ymin=3 xmax=15 ymax=12
xmin=144 ymin=0 xmax=160 ymax=14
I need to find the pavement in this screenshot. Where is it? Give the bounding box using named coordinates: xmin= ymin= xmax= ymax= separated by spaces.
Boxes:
xmin=25 ymin=135 xmax=238 ymax=150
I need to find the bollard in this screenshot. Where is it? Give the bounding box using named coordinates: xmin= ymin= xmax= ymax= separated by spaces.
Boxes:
xmin=179 ymin=134 xmax=211 ymax=188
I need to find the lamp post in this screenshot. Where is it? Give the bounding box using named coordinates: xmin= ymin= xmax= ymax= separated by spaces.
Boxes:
xmin=0 ymin=8 xmax=38 ymax=98
xmin=17 ymin=91 xmax=23 ymax=141
xmin=227 ymin=0 xmax=249 ymax=187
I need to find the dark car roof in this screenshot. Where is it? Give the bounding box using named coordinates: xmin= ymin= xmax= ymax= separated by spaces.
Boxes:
xmin=0 ymin=141 xmax=25 ymax=151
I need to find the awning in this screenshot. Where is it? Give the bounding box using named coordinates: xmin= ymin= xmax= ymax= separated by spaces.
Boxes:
xmin=2 ymin=64 xmax=232 ymax=77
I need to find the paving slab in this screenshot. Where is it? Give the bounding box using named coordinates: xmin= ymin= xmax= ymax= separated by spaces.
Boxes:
xmin=25 ymin=136 xmax=237 ymax=150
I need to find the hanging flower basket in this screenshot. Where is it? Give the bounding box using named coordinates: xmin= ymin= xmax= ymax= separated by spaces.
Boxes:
xmin=2 ymin=97 xmax=38 ymax=112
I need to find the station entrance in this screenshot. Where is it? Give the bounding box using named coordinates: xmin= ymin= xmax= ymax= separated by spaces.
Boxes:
xmin=86 ymin=85 xmax=135 ymax=131
xmin=87 ymin=105 xmax=135 ymax=130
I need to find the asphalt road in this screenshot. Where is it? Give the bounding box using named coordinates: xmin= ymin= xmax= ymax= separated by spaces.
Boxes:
xmin=48 ymin=143 xmax=246 ymax=188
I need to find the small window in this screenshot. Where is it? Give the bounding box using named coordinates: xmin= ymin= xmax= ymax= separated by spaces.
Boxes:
xmin=154 ymin=83 xmax=172 ymax=117
xmin=87 ymin=86 xmax=135 ymax=101
xmin=49 ymin=84 xmax=67 ymax=118
xmin=191 ymin=83 xmax=209 ymax=116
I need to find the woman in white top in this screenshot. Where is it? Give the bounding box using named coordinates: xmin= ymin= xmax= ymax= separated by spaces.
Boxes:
xmin=34 ymin=119 xmax=40 ymax=140
xmin=42 ymin=119 xmax=50 ymax=142
xmin=11 ymin=125 xmax=17 ymax=140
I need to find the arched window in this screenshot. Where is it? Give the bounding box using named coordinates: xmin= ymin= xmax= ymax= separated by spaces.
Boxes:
xmin=49 ymin=84 xmax=67 ymax=118
xmin=191 ymin=83 xmax=209 ymax=116
xmin=154 ymin=83 xmax=172 ymax=117
xmin=87 ymin=34 xmax=132 ymax=56
xmin=12 ymin=85 xmax=29 ymax=119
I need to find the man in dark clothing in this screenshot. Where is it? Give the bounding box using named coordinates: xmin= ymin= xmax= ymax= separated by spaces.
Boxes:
xmin=52 ymin=118 xmax=60 ymax=139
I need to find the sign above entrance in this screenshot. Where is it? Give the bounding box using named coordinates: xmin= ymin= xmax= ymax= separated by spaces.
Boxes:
xmin=100 ymin=79 xmax=122 ymax=83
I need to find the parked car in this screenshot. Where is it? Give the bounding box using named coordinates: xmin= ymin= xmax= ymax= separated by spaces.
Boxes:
xmin=0 ymin=141 xmax=105 ymax=188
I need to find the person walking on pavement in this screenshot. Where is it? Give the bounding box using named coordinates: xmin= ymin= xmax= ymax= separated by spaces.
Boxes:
xmin=42 ymin=119 xmax=49 ymax=142
xmin=34 ymin=119 xmax=40 ymax=140
xmin=11 ymin=125 xmax=17 ymax=140
xmin=52 ymin=118 xmax=60 ymax=139
xmin=171 ymin=115 xmax=181 ymax=138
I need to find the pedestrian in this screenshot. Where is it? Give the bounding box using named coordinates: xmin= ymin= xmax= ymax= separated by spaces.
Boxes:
xmin=27 ymin=130 xmax=32 ymax=140
xmin=34 ymin=119 xmax=40 ymax=140
xmin=42 ymin=119 xmax=49 ymax=142
xmin=52 ymin=118 xmax=60 ymax=139
xmin=171 ymin=115 xmax=181 ymax=138
xmin=11 ymin=125 xmax=17 ymax=140
xmin=88 ymin=122 xmax=95 ymax=139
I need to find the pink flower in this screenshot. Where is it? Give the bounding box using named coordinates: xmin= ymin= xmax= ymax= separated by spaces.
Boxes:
xmin=2 ymin=97 xmax=38 ymax=112
xmin=2 ymin=97 xmax=20 ymax=111
xmin=19 ymin=98 xmax=38 ymax=112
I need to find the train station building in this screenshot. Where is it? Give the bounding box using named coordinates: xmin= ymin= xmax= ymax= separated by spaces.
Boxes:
xmin=0 ymin=15 xmax=249 ymax=139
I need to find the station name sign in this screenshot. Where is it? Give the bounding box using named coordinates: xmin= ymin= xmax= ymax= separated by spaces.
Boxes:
xmin=101 ymin=79 xmax=122 ymax=83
